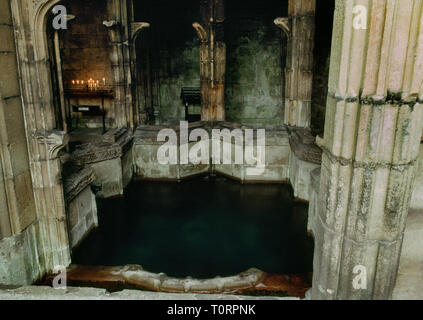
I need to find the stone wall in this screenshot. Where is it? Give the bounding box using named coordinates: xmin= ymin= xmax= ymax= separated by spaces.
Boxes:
xmin=72 ymin=129 xmax=134 ymax=198
xmin=134 ymin=123 xmax=290 ymax=183
xmin=134 ymin=0 xmax=201 ymax=124
xmin=67 ymin=186 xmax=98 ymax=249
xmin=134 ymin=0 xmax=290 ymax=126
xmin=225 ymin=0 xmax=287 ymax=127
xmin=0 ymin=0 xmax=41 ymax=285
xmin=60 ymin=0 xmax=114 ymax=128
xmin=410 ymin=144 xmax=423 ymax=210
xmin=0 ymin=0 xmax=36 ymax=240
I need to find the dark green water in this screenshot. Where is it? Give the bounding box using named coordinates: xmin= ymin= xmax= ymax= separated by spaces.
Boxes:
xmin=72 ymin=175 xmax=314 ymax=279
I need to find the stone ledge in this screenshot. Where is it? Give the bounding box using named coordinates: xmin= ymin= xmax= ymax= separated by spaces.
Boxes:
xmin=63 ymin=167 xmax=95 ymax=203
xmin=0 ymin=286 xmax=298 ymax=300
xmin=113 ymin=266 xmax=265 ymax=294
xmin=72 ymin=129 xmax=133 ymax=165
xmin=135 ymin=122 xmax=289 ymax=147
xmin=288 ymin=128 xmax=322 ymax=164
xmin=39 ymin=264 xmax=310 ymax=298
xmin=134 ymin=123 xmax=290 ymax=183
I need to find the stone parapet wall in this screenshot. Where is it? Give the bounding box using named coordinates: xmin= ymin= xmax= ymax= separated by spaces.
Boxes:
xmin=63 ymin=166 xmax=97 ymax=249
xmin=67 ymin=186 xmax=98 ymax=249
xmin=134 ymin=122 xmax=291 ymax=183
xmin=72 ymin=129 xmax=134 ymax=198
xmin=288 ymin=128 xmax=322 ymax=201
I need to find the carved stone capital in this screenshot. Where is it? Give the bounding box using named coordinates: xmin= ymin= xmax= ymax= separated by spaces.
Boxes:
xmin=65 ymin=14 xmax=76 ymax=22
xmin=34 ymin=130 xmax=68 ymax=160
xmin=130 ymin=22 xmax=150 ymax=41
xmin=103 ymin=20 xmax=119 ymax=28
xmin=274 ymin=17 xmax=290 ymax=38
xmin=192 ymin=22 xmax=208 ymax=43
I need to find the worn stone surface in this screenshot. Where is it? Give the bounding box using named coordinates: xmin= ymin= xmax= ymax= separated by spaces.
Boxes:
xmin=0 ymin=286 xmax=298 ymax=300
xmin=134 ymin=122 xmax=290 ymax=183
xmin=66 ymin=186 xmax=98 ymax=249
xmin=132 ymin=0 xmax=200 ymax=124
xmin=63 ymin=167 xmax=95 ymax=203
xmin=307 ymin=167 xmax=320 ymax=232
xmin=311 ymin=0 xmax=423 ymax=300
xmin=289 ymin=152 xmax=320 ymax=202
xmin=288 ymin=128 xmax=322 ymax=201
xmin=195 ymin=0 xmax=226 ymax=121
xmin=0 ymin=0 xmax=36 ymax=240
xmin=39 ymin=264 xmax=310 ymax=298
xmin=393 ymin=209 xmax=423 ymax=300
xmin=225 ymin=0 xmax=286 ymax=126
xmin=0 ymin=222 xmax=47 ymax=286
xmin=284 ymin=0 xmax=316 ymax=128
xmin=0 ymin=0 xmax=73 ymax=287
xmin=72 ymin=129 xmax=134 ymax=198
xmin=410 ymin=144 xmax=423 ymax=210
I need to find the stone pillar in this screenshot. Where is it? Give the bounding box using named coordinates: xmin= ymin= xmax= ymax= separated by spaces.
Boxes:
xmin=6 ymin=0 xmax=74 ymax=284
xmin=312 ymin=0 xmax=423 ymax=300
xmin=284 ymin=0 xmax=315 ymax=128
xmin=104 ymin=0 xmax=134 ymax=129
xmin=33 ymin=131 xmax=71 ymax=270
xmin=129 ymin=22 xmax=150 ymax=125
xmin=193 ymin=0 xmax=226 ymax=122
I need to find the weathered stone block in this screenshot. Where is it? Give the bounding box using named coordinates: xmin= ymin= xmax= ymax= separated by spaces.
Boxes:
xmin=0 ymin=0 xmax=12 ymax=25
xmin=289 ymin=152 xmax=320 ymax=201
xmin=0 ymin=52 xmax=20 ymax=98
xmin=410 ymin=144 xmax=423 ymax=210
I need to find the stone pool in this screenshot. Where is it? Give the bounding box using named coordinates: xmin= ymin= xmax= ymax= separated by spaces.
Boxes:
xmin=72 ymin=174 xmax=314 ymax=279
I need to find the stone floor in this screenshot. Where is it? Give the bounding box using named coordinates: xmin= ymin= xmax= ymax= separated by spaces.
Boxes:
xmin=0 ymin=286 xmax=298 ymax=300
xmin=393 ymin=209 xmax=423 ymax=300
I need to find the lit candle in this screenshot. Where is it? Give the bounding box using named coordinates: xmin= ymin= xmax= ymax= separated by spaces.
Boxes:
xmin=72 ymin=80 xmax=75 ymax=85
xmin=102 ymin=77 xmax=106 ymax=85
